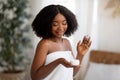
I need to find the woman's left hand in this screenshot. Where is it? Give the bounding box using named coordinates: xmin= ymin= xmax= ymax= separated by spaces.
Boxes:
xmin=77 ymin=35 xmax=92 ymax=56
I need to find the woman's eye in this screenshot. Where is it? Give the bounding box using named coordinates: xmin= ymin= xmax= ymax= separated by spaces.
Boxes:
xmin=52 ymin=22 xmax=58 ymax=26
xmin=62 ymin=21 xmax=67 ymax=25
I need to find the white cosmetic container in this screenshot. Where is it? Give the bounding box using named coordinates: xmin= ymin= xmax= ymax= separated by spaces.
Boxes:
xmin=70 ymin=59 xmax=80 ymax=66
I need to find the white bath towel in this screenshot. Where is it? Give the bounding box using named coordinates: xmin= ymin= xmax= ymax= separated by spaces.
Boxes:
xmin=43 ymin=51 xmax=74 ymax=80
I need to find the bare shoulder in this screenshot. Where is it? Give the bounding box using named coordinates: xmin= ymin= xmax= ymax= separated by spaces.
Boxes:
xmin=63 ymin=38 xmax=71 ymax=44
xmin=63 ymin=38 xmax=72 ymax=51
xmin=36 ymin=39 xmax=50 ymax=52
xmin=38 ymin=39 xmax=50 ymax=46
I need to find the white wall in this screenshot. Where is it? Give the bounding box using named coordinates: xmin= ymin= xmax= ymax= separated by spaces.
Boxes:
xmin=98 ymin=0 xmax=120 ymax=52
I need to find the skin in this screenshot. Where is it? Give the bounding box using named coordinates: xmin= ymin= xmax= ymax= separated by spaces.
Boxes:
xmin=31 ymin=13 xmax=92 ymax=80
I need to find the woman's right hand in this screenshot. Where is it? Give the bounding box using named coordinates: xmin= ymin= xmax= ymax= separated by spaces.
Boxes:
xmin=56 ymin=58 xmax=75 ymax=68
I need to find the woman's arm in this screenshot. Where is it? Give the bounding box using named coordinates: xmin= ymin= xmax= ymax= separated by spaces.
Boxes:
xmin=31 ymin=40 xmax=59 ymax=80
xmin=74 ymin=35 xmax=92 ymax=75
xmin=65 ymin=36 xmax=92 ymax=75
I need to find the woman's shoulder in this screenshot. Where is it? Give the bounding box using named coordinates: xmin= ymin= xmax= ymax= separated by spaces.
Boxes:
xmin=37 ymin=39 xmax=51 ymax=48
xmin=63 ymin=38 xmax=70 ymax=43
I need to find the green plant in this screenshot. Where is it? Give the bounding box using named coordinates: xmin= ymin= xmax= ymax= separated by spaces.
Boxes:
xmin=0 ymin=0 xmax=32 ymax=72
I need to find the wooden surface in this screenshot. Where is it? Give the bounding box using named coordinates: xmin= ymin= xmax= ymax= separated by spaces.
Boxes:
xmin=90 ymin=50 xmax=120 ymax=64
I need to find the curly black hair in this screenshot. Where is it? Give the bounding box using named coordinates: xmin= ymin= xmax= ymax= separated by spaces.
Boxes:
xmin=32 ymin=4 xmax=78 ymax=39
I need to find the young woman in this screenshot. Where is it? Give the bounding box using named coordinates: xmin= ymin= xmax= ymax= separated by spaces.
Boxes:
xmin=31 ymin=4 xmax=92 ymax=80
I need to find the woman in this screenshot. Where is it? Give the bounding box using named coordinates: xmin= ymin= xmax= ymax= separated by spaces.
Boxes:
xmin=31 ymin=4 xmax=92 ymax=80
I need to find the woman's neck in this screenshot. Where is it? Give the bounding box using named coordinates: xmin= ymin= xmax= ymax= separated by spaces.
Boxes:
xmin=49 ymin=37 xmax=63 ymax=43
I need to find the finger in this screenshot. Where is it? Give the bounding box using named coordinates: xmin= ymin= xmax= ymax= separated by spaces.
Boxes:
xmin=83 ymin=36 xmax=86 ymax=43
xmin=77 ymin=40 xmax=81 ymax=47
xmin=86 ymin=37 xmax=91 ymax=45
xmin=83 ymin=36 xmax=89 ymax=44
xmin=86 ymin=35 xmax=91 ymax=43
xmin=88 ymin=41 xmax=92 ymax=47
xmin=67 ymin=62 xmax=74 ymax=67
xmin=87 ymin=36 xmax=90 ymax=42
xmin=84 ymin=44 xmax=89 ymax=48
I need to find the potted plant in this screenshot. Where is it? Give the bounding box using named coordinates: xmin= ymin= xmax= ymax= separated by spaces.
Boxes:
xmin=0 ymin=0 xmax=32 ymax=80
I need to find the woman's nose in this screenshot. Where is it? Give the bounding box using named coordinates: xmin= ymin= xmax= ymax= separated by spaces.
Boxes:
xmin=58 ymin=24 xmax=63 ymax=30
xmin=58 ymin=27 xmax=63 ymax=31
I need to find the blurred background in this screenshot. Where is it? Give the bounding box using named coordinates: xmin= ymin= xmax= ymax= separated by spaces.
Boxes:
xmin=0 ymin=0 xmax=120 ymax=80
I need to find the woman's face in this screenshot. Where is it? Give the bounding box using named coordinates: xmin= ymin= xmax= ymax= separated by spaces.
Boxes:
xmin=51 ymin=13 xmax=68 ymax=38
